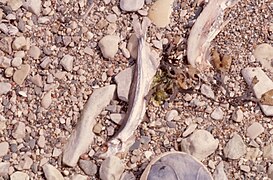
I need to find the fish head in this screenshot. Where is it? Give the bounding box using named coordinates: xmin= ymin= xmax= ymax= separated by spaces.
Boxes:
xmin=94 ymin=139 xmax=122 ymax=159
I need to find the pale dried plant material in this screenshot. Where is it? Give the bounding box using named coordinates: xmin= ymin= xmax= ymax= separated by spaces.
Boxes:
xmin=211 ymin=49 xmax=232 ymax=72
xmin=261 ymin=89 xmax=273 ymax=106
xmin=96 ymin=18 xmax=160 ymax=158
xmin=187 ymin=0 xmax=238 ymax=69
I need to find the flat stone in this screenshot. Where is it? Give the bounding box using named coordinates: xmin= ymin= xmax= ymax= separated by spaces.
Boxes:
xmin=0 ymin=142 xmax=9 ymax=157
xmin=181 ymin=130 xmax=219 ymax=160
xmin=0 ymin=56 xmax=11 ymax=68
xmin=52 ymin=147 xmax=62 ymax=157
xmin=28 ymin=45 xmax=41 ymax=59
xmin=20 ymin=155 xmax=33 ymax=170
xmin=106 ymin=14 xmax=117 ymax=23
xmin=10 ymin=172 xmax=29 ymax=180
xmin=93 ymin=123 xmax=103 ymax=134
xmin=5 ymin=67 xmax=14 ymax=78
xmin=13 ymin=64 xmax=30 ymax=85
xmin=182 ymin=123 xmax=197 ymax=137
xmin=0 ymin=162 xmax=9 ymax=176
xmin=120 ymin=171 xmax=136 ymax=180
xmin=268 ymin=164 xmax=273 ymax=179
xmin=37 ymin=135 xmax=46 ymax=148
xmin=114 ymin=66 xmax=134 ymax=102
xmin=165 ymin=109 xmax=179 ymax=121
xmin=25 ymin=0 xmax=42 ymax=16
xmin=43 ymin=163 xmax=64 ymax=180
xmin=63 ymin=85 xmax=116 ymax=167
xmin=12 ymin=57 xmax=22 ymax=67
xmin=223 ymin=133 xmax=246 ymax=159
xmin=41 ymin=91 xmax=52 ymax=109
xmin=120 ymin=0 xmax=144 ymax=12
xmin=240 ymin=165 xmax=250 ymax=172
xmin=100 ymin=156 xmax=125 ymax=180
xmin=211 ymin=107 xmax=224 ymax=120
xmin=127 ymin=34 xmax=138 ymax=59
xmin=213 ymin=161 xmax=228 ymax=180
xmin=148 ymin=0 xmax=174 ymax=27
xmin=12 ymin=122 xmax=26 ymax=139
xmin=253 ymin=43 xmax=273 ymax=72
xmin=247 ymin=122 xmax=264 ymax=139
xmin=8 ymin=0 xmax=23 ymax=11
xmin=110 ymin=113 xmax=125 ymax=125
xmin=30 ymin=74 xmax=43 ymax=87
xmin=201 ymin=84 xmax=215 ymax=99
xmin=12 ymin=36 xmax=26 ymax=50
xmin=232 ymin=108 xmax=244 ymax=123
xmin=40 ymin=57 xmax=51 ymax=69
xmin=71 ymin=174 xmax=88 ymax=180
xmin=0 ymin=82 xmax=11 ymax=95
xmin=242 ymin=67 xmax=273 ymax=116
xmin=79 ymin=160 xmax=97 ymax=176
xmin=263 ymin=143 xmax=273 ymax=160
xmin=99 ymin=35 xmax=120 ymax=59
xmin=60 ymin=55 xmax=74 ymax=72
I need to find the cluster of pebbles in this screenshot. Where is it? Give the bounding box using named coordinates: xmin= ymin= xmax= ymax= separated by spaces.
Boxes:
xmin=1 ymin=0 xmax=273 ymax=179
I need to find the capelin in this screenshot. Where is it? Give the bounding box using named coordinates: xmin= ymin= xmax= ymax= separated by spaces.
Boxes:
xmin=94 ymin=139 xmax=122 ymax=159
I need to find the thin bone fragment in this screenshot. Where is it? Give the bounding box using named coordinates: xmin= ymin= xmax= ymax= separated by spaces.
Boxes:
xmin=187 ymin=0 xmax=238 ymax=68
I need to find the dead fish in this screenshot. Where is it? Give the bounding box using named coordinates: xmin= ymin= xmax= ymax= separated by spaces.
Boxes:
xmin=96 ymin=18 xmax=160 ymax=158
xmin=187 ymin=0 xmax=238 ymax=69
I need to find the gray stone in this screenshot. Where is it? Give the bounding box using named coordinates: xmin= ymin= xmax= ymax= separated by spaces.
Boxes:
xmin=247 ymin=122 xmax=264 ymax=139
xmin=223 ymin=133 xmax=246 ymax=159
xmin=11 ymin=57 xmax=22 ymax=67
xmin=268 ymin=164 xmax=273 ymax=179
xmin=10 ymin=171 xmax=29 ymax=180
xmin=213 ymin=161 xmax=228 ymax=180
xmin=181 ymin=130 xmax=219 ymax=160
xmin=60 ymin=55 xmax=74 ymax=72
xmin=120 ymin=171 xmax=136 ymax=180
xmin=99 ymin=35 xmax=120 ymax=59
xmin=8 ymin=0 xmax=23 ymax=11
xmin=63 ymin=85 xmax=116 ymax=167
xmin=12 ymin=36 xmax=26 ymax=50
xmin=12 ymin=122 xmax=26 ymax=139
xmin=114 ymin=66 xmax=134 ymax=102
xmin=25 ymin=0 xmax=42 ymax=16
xmin=30 ymin=74 xmax=43 ymax=87
xmin=0 ymin=162 xmax=9 ymax=176
xmin=211 ymin=107 xmax=224 ymax=120
xmin=13 ymin=64 xmax=30 ymax=85
xmin=43 ymin=164 xmax=64 ymax=180
xmin=182 ymin=123 xmax=197 ymax=137
xmin=40 ymin=57 xmax=51 ymax=69
xmin=52 ymin=148 xmax=62 ymax=157
xmin=232 ymin=109 xmax=244 ymax=123
xmin=242 ymin=67 xmax=273 ymax=116
xmin=100 ymin=156 xmax=125 ymax=180
xmin=0 ymin=56 xmax=11 ymax=68
xmin=37 ymin=135 xmax=46 ymax=148
xmin=0 ymin=82 xmax=11 ymax=95
xmin=71 ymin=174 xmax=88 ymax=180
xmin=79 ymin=160 xmax=97 ymax=176
xmin=0 ymin=142 xmax=9 ymax=157
xmin=110 ymin=113 xmax=125 ymax=125
xmin=201 ymin=84 xmax=215 ymax=99
xmin=263 ymin=143 xmax=273 ymax=160
xmin=120 ymin=0 xmax=144 ymax=12
xmin=127 ymin=34 xmax=138 ymax=59
xmin=165 ymin=109 xmax=179 ymax=121
xmin=41 ymin=91 xmax=52 ymax=109
xmin=20 ymin=155 xmax=33 ymax=170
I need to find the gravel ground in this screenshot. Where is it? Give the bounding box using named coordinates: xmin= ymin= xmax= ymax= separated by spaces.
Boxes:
xmin=1 ymin=0 xmax=273 ymax=179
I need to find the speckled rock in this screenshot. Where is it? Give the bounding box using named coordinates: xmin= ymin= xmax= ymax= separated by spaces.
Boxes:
xmin=224 ymin=133 xmax=246 ymax=159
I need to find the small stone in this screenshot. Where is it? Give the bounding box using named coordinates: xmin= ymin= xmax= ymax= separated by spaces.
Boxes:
xmin=71 ymin=174 xmax=88 ymax=180
xmin=5 ymin=67 xmax=14 ymax=77
xmin=30 ymin=74 xmax=43 ymax=87
xmin=144 ymin=151 xmax=153 ymax=159
xmin=253 ymin=43 xmax=273 ymax=72
xmin=120 ymin=0 xmax=144 ymax=12
xmin=10 ymin=172 xmax=29 ymax=180
xmin=40 ymin=57 xmax=51 ymax=69
xmin=52 ymin=147 xmax=62 ymax=157
xmin=0 ymin=82 xmax=11 ymax=95
xmin=43 ymin=163 xmax=64 ymax=180
xmin=240 ymin=165 xmax=250 ymax=172
xmin=263 ymin=143 xmax=273 ymax=160
xmin=12 ymin=36 xmax=26 ymax=50
xmin=106 ymin=14 xmax=117 ymax=23
xmin=110 ymin=113 xmax=125 ymax=125
xmin=37 ymin=135 xmax=46 ymax=148
xmin=0 ymin=57 xmax=11 ymax=68
xmin=182 ymin=123 xmax=197 ymax=137
xmin=120 ymin=171 xmax=136 ymax=180
xmin=127 ymin=34 xmax=138 ymax=59
xmin=60 ymin=55 xmax=74 ymax=72
xmin=247 ymin=122 xmax=264 ymax=139
xmin=79 ymin=160 xmax=97 ymax=176
xmin=11 ymin=57 xmax=22 ymax=67
xmin=100 ymin=156 xmax=125 ymax=180
xmin=148 ymin=0 xmax=174 ymax=27
xmin=93 ymin=123 xmax=103 ymax=134
xmin=232 ymin=109 xmax=244 ymax=123
xmin=223 ymin=133 xmax=246 ymax=159
xmin=26 ymin=0 xmax=42 ymax=16
xmin=21 ymin=155 xmax=33 ymax=170
xmin=14 ymin=51 xmax=25 ymax=58
xmin=8 ymin=0 xmax=23 ymax=11
xmin=83 ymin=47 xmax=93 ymax=55
xmin=12 ymin=122 xmax=26 ymax=139
xmin=181 ymin=130 xmax=219 ymax=160
xmin=268 ymin=164 xmax=273 ymax=179
xmin=41 ymin=91 xmax=52 ymax=109
xmin=213 ymin=161 xmax=228 ymax=180
xmin=165 ymin=109 xmax=179 ymax=121
xmin=245 ymin=147 xmax=261 ymax=161
xmin=13 ymin=64 xmax=31 ymax=85
xmin=114 ymin=66 xmax=134 ymax=102
xmin=201 ymin=84 xmax=215 ymax=99
xmin=99 ymin=35 xmax=120 ymax=59
xmin=0 ymin=162 xmax=9 ymax=176
xmin=0 ymin=142 xmax=9 ymax=157
xmin=28 ymin=45 xmax=41 ymax=59
xmin=211 ymin=107 xmax=224 ymax=120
